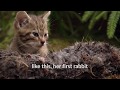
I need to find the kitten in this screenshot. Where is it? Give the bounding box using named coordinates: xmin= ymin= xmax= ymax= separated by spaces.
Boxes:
xmin=9 ymin=11 xmax=51 ymax=57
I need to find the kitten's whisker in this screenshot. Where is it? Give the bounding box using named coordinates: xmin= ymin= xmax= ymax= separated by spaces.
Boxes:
xmin=46 ymin=42 xmax=48 ymax=45
xmin=17 ymin=42 xmax=27 ymax=48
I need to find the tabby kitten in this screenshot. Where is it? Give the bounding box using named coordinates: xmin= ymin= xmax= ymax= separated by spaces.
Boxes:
xmin=9 ymin=11 xmax=51 ymax=57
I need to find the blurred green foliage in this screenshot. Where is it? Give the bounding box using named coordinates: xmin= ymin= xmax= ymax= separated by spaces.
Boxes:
xmin=0 ymin=11 xmax=16 ymax=49
xmin=0 ymin=11 xmax=120 ymax=50
xmin=81 ymin=11 xmax=120 ymax=39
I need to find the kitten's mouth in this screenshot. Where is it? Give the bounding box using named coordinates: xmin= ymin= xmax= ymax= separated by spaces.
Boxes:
xmin=27 ymin=42 xmax=45 ymax=48
xmin=30 ymin=44 xmax=43 ymax=47
xmin=37 ymin=44 xmax=44 ymax=47
xmin=36 ymin=43 xmax=45 ymax=47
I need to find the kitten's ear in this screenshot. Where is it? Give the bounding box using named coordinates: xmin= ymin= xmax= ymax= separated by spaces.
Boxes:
xmin=14 ymin=11 xmax=31 ymax=30
xmin=41 ymin=11 xmax=51 ymax=21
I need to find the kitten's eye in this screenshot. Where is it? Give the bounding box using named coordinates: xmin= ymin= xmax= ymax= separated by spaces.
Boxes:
xmin=32 ymin=32 xmax=39 ymax=37
xmin=44 ymin=33 xmax=48 ymax=37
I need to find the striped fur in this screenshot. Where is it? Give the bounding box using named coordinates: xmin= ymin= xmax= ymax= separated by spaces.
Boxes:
xmin=9 ymin=11 xmax=51 ymax=57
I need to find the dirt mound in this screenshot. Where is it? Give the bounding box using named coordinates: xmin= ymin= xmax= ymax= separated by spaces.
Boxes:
xmin=0 ymin=42 xmax=120 ymax=79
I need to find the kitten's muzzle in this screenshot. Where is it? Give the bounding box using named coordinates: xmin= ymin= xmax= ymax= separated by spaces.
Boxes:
xmin=41 ymin=41 xmax=45 ymax=46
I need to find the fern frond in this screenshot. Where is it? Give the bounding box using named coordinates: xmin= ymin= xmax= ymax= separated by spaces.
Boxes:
xmin=95 ymin=11 xmax=108 ymax=21
xmin=82 ymin=11 xmax=94 ymax=22
xmin=68 ymin=11 xmax=82 ymax=21
xmin=88 ymin=11 xmax=102 ymax=30
xmin=107 ymin=11 xmax=120 ymax=39
xmin=103 ymin=11 xmax=110 ymax=20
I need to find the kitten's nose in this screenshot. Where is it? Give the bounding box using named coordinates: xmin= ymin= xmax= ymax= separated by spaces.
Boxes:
xmin=41 ymin=41 xmax=45 ymax=45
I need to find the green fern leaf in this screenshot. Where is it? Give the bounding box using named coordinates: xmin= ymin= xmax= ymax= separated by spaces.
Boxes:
xmin=88 ymin=11 xmax=102 ymax=30
xmin=95 ymin=11 xmax=108 ymax=21
xmin=68 ymin=11 xmax=81 ymax=21
xmin=107 ymin=11 xmax=120 ymax=39
xmin=82 ymin=11 xmax=94 ymax=22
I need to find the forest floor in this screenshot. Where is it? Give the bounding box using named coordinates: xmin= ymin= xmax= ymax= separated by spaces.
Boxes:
xmin=0 ymin=41 xmax=120 ymax=79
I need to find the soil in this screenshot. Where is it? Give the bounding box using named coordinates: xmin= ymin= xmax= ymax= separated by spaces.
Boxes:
xmin=0 ymin=41 xmax=120 ymax=79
